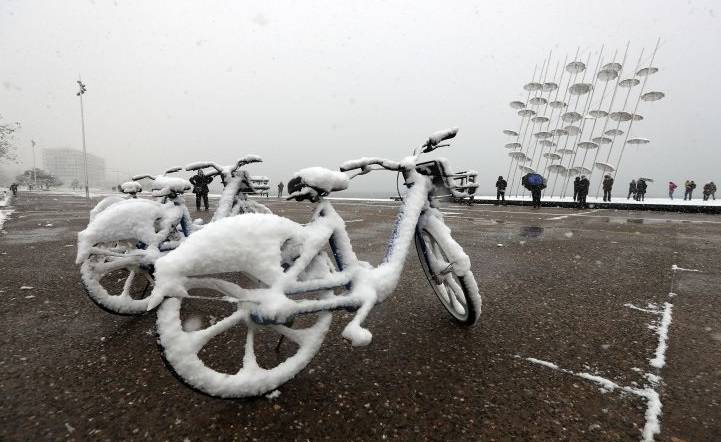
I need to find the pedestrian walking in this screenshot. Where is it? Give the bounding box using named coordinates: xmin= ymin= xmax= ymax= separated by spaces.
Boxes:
xmin=573 ymin=176 xmax=580 ymax=202
xmin=668 ymin=181 xmax=677 ymax=199
xmin=9 ymin=182 xmax=18 ymax=196
xmin=702 ymin=182 xmax=716 ymax=201
xmin=521 ymin=172 xmax=546 ymax=209
xmin=636 ymin=178 xmax=648 ymax=201
xmin=277 ymin=181 xmax=284 ymax=198
xmin=709 ymin=181 xmax=716 ymax=200
xmin=602 ymin=175 xmax=614 ymax=202
xmin=189 ymin=169 xmax=213 ymax=211
xmin=684 ymin=180 xmax=696 ymax=200
xmin=577 ymin=175 xmax=590 ymax=208
xmin=627 ymin=179 xmax=637 ymax=200
xmin=495 ymin=175 xmax=507 ymax=204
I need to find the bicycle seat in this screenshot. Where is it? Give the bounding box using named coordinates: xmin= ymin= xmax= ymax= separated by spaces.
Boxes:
xmin=151 ymin=176 xmax=192 ymax=196
xmin=120 ymin=181 xmax=142 ymax=194
xmin=288 ymin=167 xmax=349 ymax=201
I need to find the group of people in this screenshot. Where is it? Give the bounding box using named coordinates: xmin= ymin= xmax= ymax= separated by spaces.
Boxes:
xmin=627 ymin=179 xmax=649 ymax=201
xmin=665 ymin=180 xmax=715 ymax=200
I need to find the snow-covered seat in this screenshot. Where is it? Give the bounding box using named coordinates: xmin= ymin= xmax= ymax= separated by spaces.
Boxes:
xmin=151 ymin=176 xmax=192 ymax=197
xmin=288 ymin=167 xmax=349 ymax=202
xmin=120 ymin=181 xmax=142 ymax=195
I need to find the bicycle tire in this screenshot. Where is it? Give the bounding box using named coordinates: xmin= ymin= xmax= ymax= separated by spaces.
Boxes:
xmin=80 ymin=240 xmax=155 ymax=315
xmin=414 ymin=227 xmax=481 ymax=325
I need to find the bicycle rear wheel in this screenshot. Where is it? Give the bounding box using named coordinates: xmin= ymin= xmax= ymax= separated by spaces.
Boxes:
xmin=414 ymin=228 xmax=480 ymax=325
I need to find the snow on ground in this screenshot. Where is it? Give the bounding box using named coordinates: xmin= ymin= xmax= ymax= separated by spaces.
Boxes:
xmin=0 ymin=188 xmax=13 ymax=230
xmin=488 ymin=194 xmax=721 ymax=206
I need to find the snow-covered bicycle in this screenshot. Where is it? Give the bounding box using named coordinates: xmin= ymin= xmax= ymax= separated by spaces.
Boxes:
xmin=147 ymin=128 xmax=481 ymax=398
xmin=76 ymin=156 xmax=270 ymax=315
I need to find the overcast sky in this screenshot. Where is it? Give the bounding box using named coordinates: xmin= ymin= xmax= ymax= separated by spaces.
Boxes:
xmin=1 ymin=0 xmax=719 ymax=196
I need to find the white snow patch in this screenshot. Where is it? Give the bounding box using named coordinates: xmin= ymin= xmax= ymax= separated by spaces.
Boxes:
xmin=649 ymin=302 xmax=673 ymax=369
xmin=20 ymin=286 xmax=34 ymax=290
xmin=671 ymin=264 xmax=699 ymax=272
xmin=265 ymin=390 xmax=281 ymax=399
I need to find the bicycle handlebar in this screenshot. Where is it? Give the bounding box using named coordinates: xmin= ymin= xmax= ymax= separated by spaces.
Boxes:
xmin=340 ymin=157 xmax=401 ymax=172
xmin=422 ymin=127 xmax=458 ymax=153
xmin=132 ymin=174 xmax=156 ymax=181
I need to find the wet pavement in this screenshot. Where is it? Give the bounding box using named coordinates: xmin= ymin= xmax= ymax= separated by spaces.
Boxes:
xmin=1 ymin=192 xmax=720 ymax=441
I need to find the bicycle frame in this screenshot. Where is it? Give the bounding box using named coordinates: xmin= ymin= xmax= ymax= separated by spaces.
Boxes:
xmin=235 ymin=166 xmax=448 ymax=345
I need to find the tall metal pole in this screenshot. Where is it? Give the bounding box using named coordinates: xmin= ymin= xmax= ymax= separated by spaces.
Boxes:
xmin=505 ymin=64 xmax=539 ymax=182
xmin=77 ymin=78 xmax=89 ymax=199
xmin=31 ymin=139 xmax=37 ymax=188
xmin=612 ymin=38 xmax=661 ymax=183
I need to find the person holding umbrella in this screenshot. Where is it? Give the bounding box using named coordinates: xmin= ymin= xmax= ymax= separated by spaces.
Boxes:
xmin=636 ymin=178 xmax=648 ymax=201
xmin=521 ymin=172 xmax=546 ymax=209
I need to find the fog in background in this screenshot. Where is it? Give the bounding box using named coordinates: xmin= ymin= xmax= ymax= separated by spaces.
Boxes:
xmin=1 ymin=0 xmax=719 ymax=197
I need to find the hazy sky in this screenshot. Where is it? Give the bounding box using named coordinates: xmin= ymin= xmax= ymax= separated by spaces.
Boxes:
xmin=1 ymin=0 xmax=719 ymax=196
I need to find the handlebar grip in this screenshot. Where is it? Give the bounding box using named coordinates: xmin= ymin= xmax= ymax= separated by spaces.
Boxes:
xmin=426 ymin=127 xmax=459 ymax=147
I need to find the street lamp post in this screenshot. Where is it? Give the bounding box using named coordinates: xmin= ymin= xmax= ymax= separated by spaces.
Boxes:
xmin=76 ymin=78 xmax=89 ymax=199
xmin=30 ymin=139 xmax=37 ymax=188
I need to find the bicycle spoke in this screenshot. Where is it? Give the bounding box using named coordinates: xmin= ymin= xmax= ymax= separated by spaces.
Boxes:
xmin=120 ymin=269 xmax=137 ymax=298
xmin=242 ymin=326 xmax=260 ymax=371
xmin=187 ymin=308 xmax=248 ymax=352
xmin=444 ymin=276 xmax=467 ymax=314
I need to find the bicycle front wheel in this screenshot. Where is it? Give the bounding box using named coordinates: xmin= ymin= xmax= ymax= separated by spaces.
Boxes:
xmin=414 ymin=228 xmax=480 ymax=325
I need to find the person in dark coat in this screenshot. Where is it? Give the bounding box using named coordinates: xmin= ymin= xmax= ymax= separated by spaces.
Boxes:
xmin=710 ymin=181 xmax=717 ymax=200
xmin=577 ymin=175 xmax=590 ymax=208
xmin=495 ymin=175 xmax=507 ymax=204
xmin=602 ymin=175 xmax=614 ymax=202
xmin=684 ymin=180 xmax=696 ymax=200
xmin=9 ymin=182 xmax=18 ymax=196
xmin=189 ymin=169 xmax=213 ymax=211
xmin=668 ymin=181 xmax=677 ymax=199
xmin=522 ymin=173 xmax=546 ymax=209
xmin=627 ymin=180 xmax=637 ymax=200
xmin=277 ymin=181 xmax=284 ymax=198
xmin=573 ymin=176 xmax=581 ymax=201
xmin=636 ymin=179 xmax=648 ymax=201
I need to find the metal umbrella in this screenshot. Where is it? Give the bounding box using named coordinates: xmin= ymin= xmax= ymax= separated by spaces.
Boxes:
xmin=505 ymin=142 xmax=522 ymax=149
xmin=577 ymin=141 xmax=599 ymax=150
xmin=509 ymin=151 xmax=528 ymax=159
xmin=518 ymin=109 xmax=536 ymax=117
xmin=543 ymin=152 xmax=562 ymax=160
xmin=569 ymin=83 xmax=593 ymax=95
xmin=569 ymin=166 xmax=592 ymax=175
xmin=632 ymin=113 xmax=643 ymax=121
xmin=518 ymin=165 xmax=535 ymax=173
xmin=610 ymin=111 xmax=633 ymax=122
xmin=605 ymin=128 xmax=624 ymax=136
xmin=556 ymin=148 xmax=575 ymax=154
xmin=564 ymin=125 xmax=581 ymax=136
xmin=503 ymin=129 xmax=519 ymax=136
xmin=636 ymin=67 xmax=658 ymax=77
xmin=549 ymin=100 xmax=567 ymax=109
xmin=543 ymin=82 xmax=559 ymax=92
xmin=524 ymin=82 xmax=544 ymax=91
xmin=566 ymin=61 xmax=586 ymax=73
xmin=594 ymin=161 xmax=616 ymax=172
xmin=619 ymin=78 xmax=640 ymax=88
xmin=592 ymin=136 xmax=612 ymax=144
xmin=627 ymin=137 xmax=650 ymax=144
xmin=588 ymin=109 xmax=608 ymax=118
xmin=539 ymin=140 xmax=556 ymax=147
xmin=641 ymin=91 xmax=665 ymax=101
xmin=534 ymin=131 xmax=553 ymax=139
xmin=531 ymin=116 xmax=550 ymax=124
xmin=529 ymin=96 xmax=548 ymax=106
xmin=551 ymin=128 xmax=569 ymax=137
xmin=561 ymin=111 xmax=583 ymax=123
xmin=548 ymin=164 xmax=567 ymax=174
xmin=510 ymin=101 xmax=526 ymax=109
xmin=597 ymin=69 xmax=618 ymax=81
xmin=602 ymin=62 xmax=622 ymax=72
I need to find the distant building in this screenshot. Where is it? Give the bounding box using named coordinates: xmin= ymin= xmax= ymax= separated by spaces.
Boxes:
xmin=42 ymin=147 xmax=105 ymax=187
